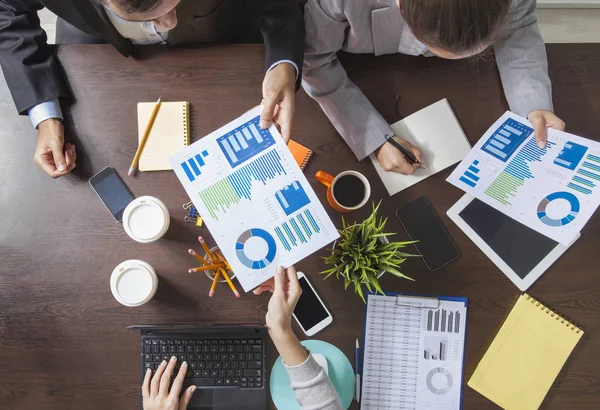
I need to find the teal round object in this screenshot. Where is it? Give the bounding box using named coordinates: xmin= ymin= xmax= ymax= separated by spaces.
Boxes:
xmin=269 ymin=340 xmax=355 ymax=410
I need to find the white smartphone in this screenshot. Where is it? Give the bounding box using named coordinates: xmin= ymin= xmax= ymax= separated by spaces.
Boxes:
xmin=293 ymin=272 xmax=333 ymax=336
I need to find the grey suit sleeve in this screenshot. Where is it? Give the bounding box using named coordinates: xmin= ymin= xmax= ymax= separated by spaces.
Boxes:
xmin=302 ymin=0 xmax=393 ymax=160
xmin=285 ymin=354 xmax=344 ymax=410
xmin=493 ymin=0 xmax=553 ymax=117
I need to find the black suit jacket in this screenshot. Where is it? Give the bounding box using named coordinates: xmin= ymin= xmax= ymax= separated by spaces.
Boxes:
xmin=0 ymin=0 xmax=305 ymax=115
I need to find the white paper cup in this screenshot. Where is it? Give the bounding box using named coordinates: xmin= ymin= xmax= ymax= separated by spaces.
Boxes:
xmin=123 ymin=196 xmax=170 ymax=243
xmin=110 ymin=260 xmax=158 ymax=307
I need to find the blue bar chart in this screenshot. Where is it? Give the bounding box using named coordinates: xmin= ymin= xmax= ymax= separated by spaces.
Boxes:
xmin=459 ymin=160 xmax=480 ymax=188
xmin=180 ymin=150 xmax=210 ymax=182
xmin=485 ymin=138 xmax=556 ymax=205
xmin=275 ymin=210 xmax=321 ymax=251
xmin=481 ymin=118 xmax=533 ymax=162
xmin=275 ymin=181 xmax=311 ymax=216
xmin=198 ymin=149 xmax=287 ymax=219
xmin=554 ymin=141 xmax=588 ymax=170
xmin=216 ymin=115 xmax=276 ymax=168
xmin=568 ymin=153 xmax=600 ymax=195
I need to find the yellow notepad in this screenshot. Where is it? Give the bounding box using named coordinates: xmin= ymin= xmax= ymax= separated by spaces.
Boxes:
xmin=137 ymin=101 xmax=190 ymax=171
xmin=468 ymin=294 xmax=583 ymax=410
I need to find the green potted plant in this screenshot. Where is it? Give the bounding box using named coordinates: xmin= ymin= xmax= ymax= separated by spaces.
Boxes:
xmin=320 ymin=201 xmax=416 ymax=302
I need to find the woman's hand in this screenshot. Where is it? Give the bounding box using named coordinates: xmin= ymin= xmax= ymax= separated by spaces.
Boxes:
xmin=143 ymin=356 xmax=196 ymax=410
xmin=254 ymin=265 xmax=302 ymax=336
xmin=375 ymin=135 xmax=423 ymax=174
xmin=528 ymin=110 xmax=566 ymax=149
xmin=254 ymin=266 xmax=308 ymax=366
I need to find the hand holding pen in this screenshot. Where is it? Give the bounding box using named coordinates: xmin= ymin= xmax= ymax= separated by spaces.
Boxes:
xmin=375 ymin=134 xmax=424 ymax=175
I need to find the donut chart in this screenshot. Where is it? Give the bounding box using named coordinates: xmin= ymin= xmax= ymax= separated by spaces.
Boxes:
xmin=426 ymin=367 xmax=453 ymax=395
xmin=235 ymin=229 xmax=277 ymax=269
xmin=537 ymin=191 xmax=580 ymax=227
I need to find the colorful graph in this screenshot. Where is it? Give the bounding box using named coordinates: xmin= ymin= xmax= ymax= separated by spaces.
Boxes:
xmin=537 ymin=191 xmax=580 ymax=227
xmin=198 ymin=150 xmax=286 ymax=219
xmin=235 ymin=229 xmax=277 ymax=270
xmin=217 ymin=115 xmax=276 ymax=168
xmin=459 ymin=160 xmax=481 ymax=188
xmin=180 ymin=150 xmax=210 ymax=182
xmin=275 ymin=181 xmax=311 ymax=216
xmin=274 ymin=210 xmax=321 ymax=251
xmin=554 ymin=141 xmax=588 ymax=170
xmin=482 ymin=118 xmax=533 ymax=162
xmin=484 ymin=138 xmax=556 ymax=205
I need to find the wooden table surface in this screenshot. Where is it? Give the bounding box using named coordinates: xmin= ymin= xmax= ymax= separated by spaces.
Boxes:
xmin=0 ymin=44 xmax=599 ymax=410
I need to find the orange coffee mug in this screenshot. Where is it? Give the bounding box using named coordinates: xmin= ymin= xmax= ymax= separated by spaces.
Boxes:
xmin=315 ymin=170 xmax=371 ymax=212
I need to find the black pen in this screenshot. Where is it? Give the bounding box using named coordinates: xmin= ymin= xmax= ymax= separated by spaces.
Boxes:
xmin=384 ymin=134 xmax=423 ymax=166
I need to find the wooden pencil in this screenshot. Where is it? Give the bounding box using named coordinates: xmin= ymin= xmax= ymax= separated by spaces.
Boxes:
xmin=129 ymin=96 xmax=162 ymax=176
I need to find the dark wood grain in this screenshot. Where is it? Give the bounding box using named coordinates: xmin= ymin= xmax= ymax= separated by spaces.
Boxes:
xmin=0 ymin=44 xmax=599 ymax=410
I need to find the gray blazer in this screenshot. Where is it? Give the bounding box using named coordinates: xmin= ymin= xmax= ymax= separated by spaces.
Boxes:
xmin=302 ymin=0 xmax=553 ymax=160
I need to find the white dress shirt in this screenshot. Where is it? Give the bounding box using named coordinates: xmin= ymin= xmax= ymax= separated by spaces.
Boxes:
xmin=29 ymin=8 xmax=298 ymax=128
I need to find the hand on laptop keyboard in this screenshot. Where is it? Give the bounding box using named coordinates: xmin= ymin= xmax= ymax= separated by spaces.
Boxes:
xmin=143 ymin=356 xmax=197 ymax=410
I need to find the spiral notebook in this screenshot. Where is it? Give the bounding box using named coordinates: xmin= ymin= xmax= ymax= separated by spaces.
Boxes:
xmin=287 ymin=139 xmax=313 ymax=170
xmin=468 ymin=294 xmax=584 ymax=410
xmin=137 ymin=101 xmax=190 ymax=171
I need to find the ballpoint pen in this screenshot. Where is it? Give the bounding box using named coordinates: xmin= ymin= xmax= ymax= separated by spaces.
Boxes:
xmin=385 ymin=133 xmax=424 ymax=167
xmin=355 ymin=338 xmax=361 ymax=402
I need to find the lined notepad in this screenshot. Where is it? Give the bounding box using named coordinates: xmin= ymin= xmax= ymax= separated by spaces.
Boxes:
xmin=468 ymin=294 xmax=583 ymax=410
xmin=137 ymin=101 xmax=190 ymax=171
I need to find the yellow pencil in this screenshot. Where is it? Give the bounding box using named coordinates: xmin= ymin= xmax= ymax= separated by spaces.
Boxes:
xmin=219 ymin=268 xmax=240 ymax=298
xmin=129 ymin=96 xmax=162 ymax=176
xmin=188 ymin=264 xmax=225 ymax=273
xmin=209 ymin=270 xmax=221 ymax=297
xmin=198 ymin=236 xmax=217 ymax=262
xmin=188 ymin=249 xmax=210 ymax=265
xmin=215 ymin=251 xmax=233 ymax=272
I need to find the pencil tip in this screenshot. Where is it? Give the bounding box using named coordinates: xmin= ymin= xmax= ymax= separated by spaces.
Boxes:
xmin=188 ymin=269 xmax=193 ymax=273
xmin=209 ymin=291 xmax=214 ymax=297
xmin=235 ymin=292 xmax=241 ymax=298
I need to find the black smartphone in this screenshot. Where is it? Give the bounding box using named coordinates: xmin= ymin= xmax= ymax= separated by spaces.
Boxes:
xmin=396 ymin=196 xmax=460 ymax=271
xmin=89 ymin=166 xmax=134 ymax=222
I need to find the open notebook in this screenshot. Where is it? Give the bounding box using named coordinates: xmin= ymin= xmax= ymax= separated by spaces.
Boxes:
xmin=370 ymin=99 xmax=471 ymax=196
xmin=137 ymin=101 xmax=190 ymax=171
xmin=468 ymin=294 xmax=583 ymax=409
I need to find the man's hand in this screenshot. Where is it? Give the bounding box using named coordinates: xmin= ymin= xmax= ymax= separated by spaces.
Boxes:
xmin=35 ymin=119 xmax=76 ymax=178
xmin=528 ymin=110 xmax=566 ymax=149
xmin=260 ymin=63 xmax=296 ymax=142
xmin=143 ymin=356 xmax=196 ymax=410
xmin=375 ymin=135 xmax=423 ymax=175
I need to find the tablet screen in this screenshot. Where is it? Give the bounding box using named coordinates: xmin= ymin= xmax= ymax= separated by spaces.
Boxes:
xmin=458 ymin=199 xmax=558 ymax=278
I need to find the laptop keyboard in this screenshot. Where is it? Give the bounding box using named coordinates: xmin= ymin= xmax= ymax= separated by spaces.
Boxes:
xmin=143 ymin=338 xmax=264 ymax=388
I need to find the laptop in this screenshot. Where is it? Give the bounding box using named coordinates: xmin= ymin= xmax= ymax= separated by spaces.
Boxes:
xmin=129 ymin=324 xmax=268 ymax=410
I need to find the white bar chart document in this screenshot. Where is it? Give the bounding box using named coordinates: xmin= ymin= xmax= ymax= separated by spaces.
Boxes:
xmin=361 ymin=294 xmax=467 ymax=410
xmin=171 ymin=107 xmax=339 ymax=292
xmin=447 ymin=111 xmax=600 ymax=245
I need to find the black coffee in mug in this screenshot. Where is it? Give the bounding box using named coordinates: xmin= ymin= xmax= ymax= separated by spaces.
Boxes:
xmin=332 ymin=174 xmax=366 ymax=208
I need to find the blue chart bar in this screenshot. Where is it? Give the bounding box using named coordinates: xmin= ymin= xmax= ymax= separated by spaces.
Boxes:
xmin=573 ymin=175 xmax=595 ymax=187
xmin=275 ymin=210 xmax=321 ymax=250
xmin=567 ymin=183 xmax=592 ymax=195
xmin=275 ymin=181 xmax=311 ymax=216
xmin=554 ymin=142 xmax=588 ymax=170
xmin=583 ymin=161 xmax=600 ymax=172
xmin=227 ymin=150 xmax=287 ymax=200
xmin=217 ymin=115 xmax=276 ymax=169
xmin=459 ymin=160 xmax=481 ymax=188
xmin=588 ymin=154 xmax=600 ymax=163
xmin=481 ymin=119 xmax=533 ymax=162
xmin=578 ymin=168 xmax=600 ymax=181
xmin=504 ymin=138 xmax=556 ymax=181
xmin=180 ymin=151 xmax=210 ymax=182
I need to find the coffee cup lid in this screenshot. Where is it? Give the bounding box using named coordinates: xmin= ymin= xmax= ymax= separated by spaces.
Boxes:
xmin=110 ymin=260 xmax=157 ymax=307
xmin=123 ymin=196 xmax=170 ymax=243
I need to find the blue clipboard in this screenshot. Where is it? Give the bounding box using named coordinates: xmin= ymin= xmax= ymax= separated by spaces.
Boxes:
xmin=360 ymin=292 xmax=468 ymax=410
